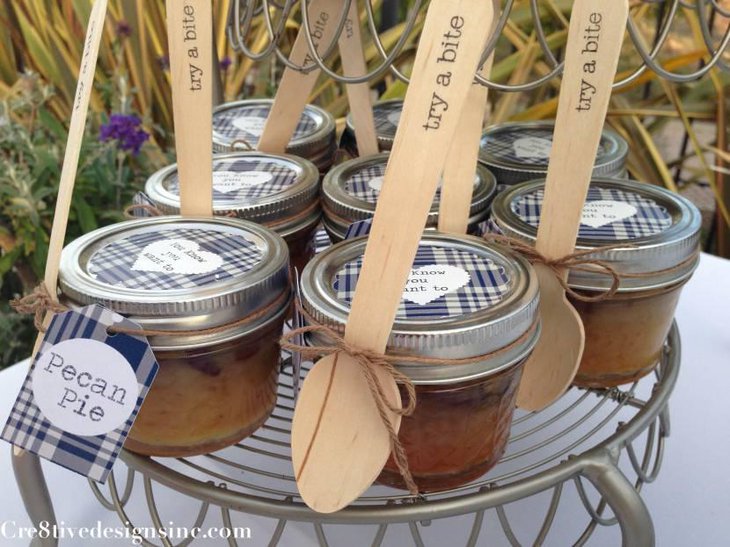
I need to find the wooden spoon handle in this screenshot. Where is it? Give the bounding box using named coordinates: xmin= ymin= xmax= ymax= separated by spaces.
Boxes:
xmin=537 ymin=0 xmax=629 ymax=259
xmin=344 ymin=0 xmax=495 ymax=351
xmin=166 ymin=0 xmax=214 ymax=216
xmin=257 ymin=0 xmax=341 ymax=154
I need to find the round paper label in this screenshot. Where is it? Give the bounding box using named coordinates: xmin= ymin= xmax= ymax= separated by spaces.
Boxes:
xmin=212 ymin=171 xmax=274 ymax=193
xmin=231 ymin=116 xmax=266 ymax=136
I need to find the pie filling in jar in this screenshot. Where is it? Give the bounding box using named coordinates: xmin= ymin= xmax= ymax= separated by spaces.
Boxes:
xmin=321 ymin=152 xmax=497 ymax=242
xmin=58 ymin=217 xmax=291 ymax=457
xmin=479 ymin=121 xmax=629 ymax=190
xmin=145 ymin=152 xmax=321 ymax=274
xmin=298 ymin=233 xmax=540 ymax=491
xmin=490 ymin=177 xmax=701 ymax=388
xmin=340 ymin=99 xmax=402 ymax=156
xmin=212 ymin=99 xmax=337 ymax=172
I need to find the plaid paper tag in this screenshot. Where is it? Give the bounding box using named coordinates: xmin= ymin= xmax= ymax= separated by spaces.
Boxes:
xmin=344 ymin=218 xmax=373 ymax=240
xmin=372 ymin=101 xmax=402 ymax=138
xmin=1 ymin=305 xmax=158 ymax=483
xmin=334 ymin=245 xmax=511 ymax=319
xmin=212 ymin=104 xmax=318 ymax=146
xmin=314 ymin=227 xmax=332 ymax=253
xmin=164 ymin=157 xmax=300 ymax=203
xmin=511 ymin=187 xmax=673 ymax=240
xmin=131 ymin=192 xmax=158 ymax=217
xmin=87 ymin=228 xmax=263 ymax=291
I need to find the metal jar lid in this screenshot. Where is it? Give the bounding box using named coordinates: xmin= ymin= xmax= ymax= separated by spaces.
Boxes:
xmin=299 ymin=233 xmax=540 ymax=384
xmin=344 ymin=99 xmax=403 ymax=152
xmin=490 ymin=178 xmax=702 ymax=291
xmin=478 ymin=121 xmax=629 ymax=185
xmin=144 ymin=152 xmax=321 ymax=236
xmin=212 ymin=99 xmax=336 ymax=164
xmin=321 ymin=153 xmax=497 ymax=239
xmin=59 ymin=217 xmax=291 ymax=350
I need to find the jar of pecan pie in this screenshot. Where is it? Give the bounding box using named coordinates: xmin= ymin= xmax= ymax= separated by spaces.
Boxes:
xmin=58 ymin=217 xmax=291 ymax=457
xmin=145 ymin=152 xmax=320 ymax=273
xmin=299 ymin=233 xmax=539 ymax=491
xmin=490 ymin=178 xmax=701 ymax=387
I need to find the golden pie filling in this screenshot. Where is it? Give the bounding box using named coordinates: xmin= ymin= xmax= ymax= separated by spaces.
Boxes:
xmin=490 ymin=177 xmax=701 ymax=388
xmin=298 ymin=233 xmax=540 ymax=491
xmin=58 ymin=217 xmax=291 ymax=456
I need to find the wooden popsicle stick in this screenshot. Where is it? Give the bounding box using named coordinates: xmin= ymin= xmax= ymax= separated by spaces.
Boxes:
xmin=517 ymin=0 xmax=629 ymax=411
xmin=166 ymin=0 xmax=213 ymax=216
xmin=292 ymin=0 xmax=494 ymax=513
xmin=257 ymin=0 xmax=342 ymax=154
xmin=338 ymin=0 xmax=378 ymax=156
xmin=437 ymin=0 xmax=499 ymax=234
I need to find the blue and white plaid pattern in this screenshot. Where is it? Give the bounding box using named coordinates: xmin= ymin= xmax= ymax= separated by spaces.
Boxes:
xmin=345 ymin=163 xmax=386 ymax=203
xmin=314 ymin=227 xmax=332 ymax=253
xmin=372 ymin=101 xmax=402 ymax=138
xmin=164 ymin=157 xmax=299 ymax=203
xmin=87 ymin=228 xmax=263 ymax=290
xmin=334 ymin=245 xmax=511 ymax=319
xmin=1 ymin=305 xmax=158 ymax=483
xmin=511 ymin=188 xmax=673 ymax=239
xmin=480 ymin=126 xmax=609 ymax=166
xmin=212 ymin=104 xmax=318 ymax=146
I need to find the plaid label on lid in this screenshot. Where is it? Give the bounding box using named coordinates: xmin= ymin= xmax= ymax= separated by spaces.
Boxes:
xmin=512 ymin=187 xmax=673 ymax=240
xmin=87 ymin=228 xmax=263 ymax=290
xmin=213 ymin=104 xmax=318 ymax=146
xmin=164 ymin=157 xmax=300 ymax=203
xmin=333 ymin=245 xmax=511 ymax=319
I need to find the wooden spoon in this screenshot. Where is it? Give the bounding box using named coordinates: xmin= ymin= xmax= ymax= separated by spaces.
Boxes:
xmin=516 ymin=0 xmax=629 ymax=411
xmin=166 ymin=0 xmax=214 ymax=216
xmin=437 ymin=0 xmax=499 ymax=234
xmin=292 ymin=0 xmax=495 ymax=513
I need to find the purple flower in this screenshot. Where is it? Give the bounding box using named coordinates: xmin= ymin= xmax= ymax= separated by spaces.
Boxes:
xmin=220 ymin=56 xmax=232 ymax=71
xmin=158 ymin=55 xmax=170 ymax=70
xmin=100 ymin=114 xmax=149 ymax=155
xmin=115 ymin=20 xmax=132 ymax=38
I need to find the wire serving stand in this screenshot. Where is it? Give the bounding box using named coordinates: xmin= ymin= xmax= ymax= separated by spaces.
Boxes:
xmin=11 ymin=0 xmax=729 ymax=545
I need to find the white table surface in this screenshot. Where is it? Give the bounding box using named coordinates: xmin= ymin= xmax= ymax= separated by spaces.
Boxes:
xmin=1 ymin=252 xmax=728 ymax=546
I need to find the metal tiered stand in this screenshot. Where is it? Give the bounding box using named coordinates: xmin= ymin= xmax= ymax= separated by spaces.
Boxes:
xmin=12 ymin=0 xmax=730 ymax=545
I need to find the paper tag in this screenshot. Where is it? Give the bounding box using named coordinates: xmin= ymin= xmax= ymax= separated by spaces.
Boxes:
xmin=213 ymin=171 xmax=273 ymax=193
xmin=232 ymin=116 xmax=266 ymax=135
xmin=132 ymin=239 xmax=224 ymax=275
xmin=580 ymin=200 xmax=638 ymax=228
xmin=2 ymin=305 xmax=158 ymax=483
xmin=512 ymin=136 xmax=552 ymax=159
xmin=344 ymin=218 xmax=373 ymax=240
xmin=402 ymin=264 xmax=471 ymax=306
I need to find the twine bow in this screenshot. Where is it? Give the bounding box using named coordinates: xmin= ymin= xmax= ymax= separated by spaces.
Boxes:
xmin=280 ymin=322 xmax=420 ymax=495
xmin=10 ymin=284 xmax=66 ymax=331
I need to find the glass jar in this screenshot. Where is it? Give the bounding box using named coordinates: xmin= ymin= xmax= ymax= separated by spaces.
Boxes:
xmin=479 ymin=121 xmax=628 ymax=190
xmin=58 ymin=217 xmax=291 ymax=456
xmin=321 ymin=153 xmax=497 ymax=243
xmin=299 ymin=233 xmax=540 ymax=491
xmin=212 ymin=99 xmax=337 ymax=173
xmin=490 ymin=178 xmax=701 ymax=387
xmin=145 ymin=152 xmax=321 ymax=274
xmin=340 ymin=99 xmax=402 ymax=156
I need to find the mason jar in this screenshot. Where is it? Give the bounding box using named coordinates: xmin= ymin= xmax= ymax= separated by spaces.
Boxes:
xmin=479 ymin=121 xmax=629 ymax=190
xmin=145 ymin=152 xmax=320 ymax=274
xmin=58 ymin=217 xmax=291 ymax=457
xmin=299 ymin=233 xmax=540 ymax=491
xmin=490 ymin=178 xmax=701 ymax=387
xmin=321 ymin=153 xmax=497 ymax=242
xmin=340 ymin=99 xmax=402 ymax=156
xmin=212 ymin=99 xmax=337 ymax=172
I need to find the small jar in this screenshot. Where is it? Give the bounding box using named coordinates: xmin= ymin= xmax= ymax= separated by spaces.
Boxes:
xmin=340 ymin=99 xmax=402 ymax=156
xmin=212 ymin=99 xmax=337 ymax=173
xmin=321 ymin=153 xmax=497 ymax=242
xmin=299 ymin=233 xmax=539 ymax=491
xmin=490 ymin=178 xmax=701 ymax=387
xmin=58 ymin=217 xmax=291 ymax=456
xmin=145 ymin=152 xmax=320 ymax=274
xmin=479 ymin=121 xmax=629 ymax=190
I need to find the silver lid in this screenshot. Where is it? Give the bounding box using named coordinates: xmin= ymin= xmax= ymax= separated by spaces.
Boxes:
xmin=59 ymin=217 xmax=291 ymax=349
xmin=321 ymin=153 xmax=497 ymax=238
xmin=479 ymin=121 xmax=629 ymax=185
xmin=299 ymin=233 xmax=540 ymax=384
xmin=490 ymin=178 xmax=702 ymax=291
xmin=344 ymin=99 xmax=402 ymax=151
xmin=212 ymin=99 xmax=336 ymax=161
xmin=144 ymin=152 xmax=320 ymax=229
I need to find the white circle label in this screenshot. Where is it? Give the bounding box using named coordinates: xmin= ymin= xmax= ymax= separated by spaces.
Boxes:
xmin=402 ymin=264 xmax=471 ymax=306
xmin=231 ymin=116 xmax=266 ymax=135
xmin=368 ymin=175 xmax=385 ymax=191
xmin=131 ymin=238 xmax=224 ymax=275
xmin=387 ymin=111 xmax=401 ymax=126
xmin=213 ymin=171 xmax=273 ymax=193
xmin=32 ymin=339 xmax=139 ymax=437
xmin=512 ymin=136 xmax=552 ymax=159
xmin=580 ymin=200 xmax=638 ymax=228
